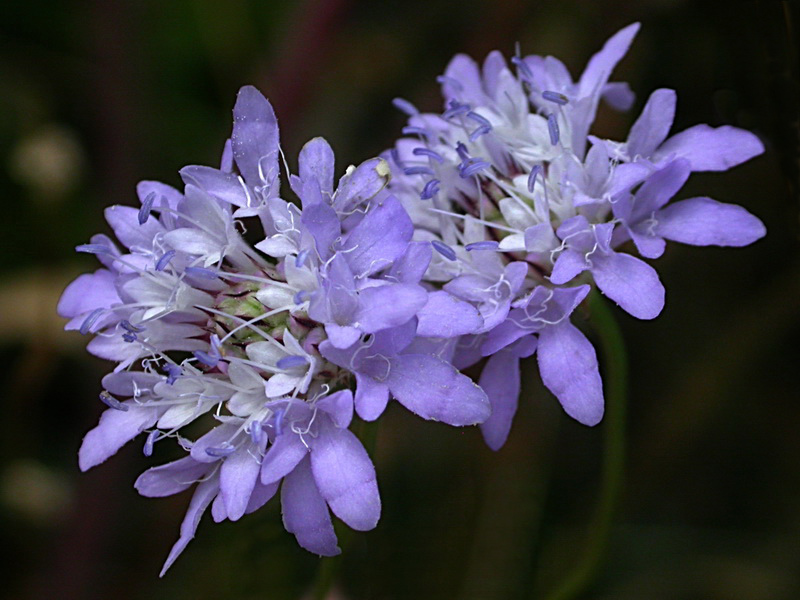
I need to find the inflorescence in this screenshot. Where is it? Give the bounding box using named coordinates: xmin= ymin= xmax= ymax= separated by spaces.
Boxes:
xmin=59 ymin=23 xmax=765 ymax=574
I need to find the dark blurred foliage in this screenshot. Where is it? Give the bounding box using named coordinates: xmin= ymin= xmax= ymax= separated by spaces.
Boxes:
xmin=0 ymin=0 xmax=798 ymax=598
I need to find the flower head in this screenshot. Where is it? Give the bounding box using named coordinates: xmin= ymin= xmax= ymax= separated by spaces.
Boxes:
xmin=383 ymin=23 xmax=766 ymax=447
xmin=59 ymin=86 xmax=489 ymax=574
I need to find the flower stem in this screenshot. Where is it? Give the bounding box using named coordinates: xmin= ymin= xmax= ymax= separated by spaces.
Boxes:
xmin=544 ymin=290 xmax=628 ymax=600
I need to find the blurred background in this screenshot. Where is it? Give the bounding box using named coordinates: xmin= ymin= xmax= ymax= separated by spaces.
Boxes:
xmin=0 ymin=0 xmax=797 ymax=598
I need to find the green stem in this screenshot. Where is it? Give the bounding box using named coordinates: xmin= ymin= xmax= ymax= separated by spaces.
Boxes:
xmin=544 ymin=290 xmax=628 ymax=600
xmin=311 ymin=419 xmax=378 ymax=600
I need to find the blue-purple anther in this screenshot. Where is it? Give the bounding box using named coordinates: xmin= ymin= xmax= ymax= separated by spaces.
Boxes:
xmin=420 ymin=179 xmax=441 ymax=200
xmin=138 ymin=192 xmax=156 ymax=224
xmin=99 ymin=391 xmax=128 ymax=412
xmin=184 ymin=266 xmax=218 ymax=280
xmin=79 ymin=308 xmax=104 ymax=335
xmin=432 ymin=239 xmax=457 ymax=261
xmin=542 ymin=90 xmax=569 ymax=105
xmin=276 ymin=355 xmax=309 ymax=369
xmin=412 ymin=147 xmax=445 ymax=163
xmin=465 ymin=241 xmax=499 ymax=252
xmin=404 ymin=166 xmax=435 ymax=176
xmin=547 ymin=113 xmax=560 ymax=145
xmin=155 ymin=250 xmax=176 ymax=271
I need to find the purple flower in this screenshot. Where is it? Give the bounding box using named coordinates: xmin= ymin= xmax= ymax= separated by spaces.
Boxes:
xmin=382 ymin=22 xmax=766 ymax=446
xmin=61 ymin=86 xmax=486 ymax=574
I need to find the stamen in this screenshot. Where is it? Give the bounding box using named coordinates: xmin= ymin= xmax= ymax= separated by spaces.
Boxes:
xmin=420 ymin=179 xmax=440 ymax=200
xmin=432 ymin=240 xmax=457 ymax=261
xmin=99 ymin=391 xmax=128 ymax=411
xmin=273 ymin=408 xmax=285 ymax=436
xmin=510 ymin=55 xmax=534 ymax=80
xmin=465 ymin=240 xmax=500 ymax=251
xmin=138 ymin=192 xmax=156 ymax=225
xmin=79 ymin=308 xmax=104 ymax=335
xmin=193 ymin=350 xmax=220 ymax=368
xmin=469 ymin=125 xmax=492 ymax=142
xmin=456 ymin=142 xmax=471 ymax=161
xmin=143 ymin=430 xmax=158 ymax=457
xmin=459 ymin=160 xmax=491 ymax=178
xmin=250 ymin=422 xmax=264 ymax=445
xmin=404 ymin=166 xmax=435 ymax=176
xmin=155 ymin=250 xmax=176 ymax=271
xmin=402 ymin=126 xmax=429 ymax=138
xmin=467 ymin=112 xmax=491 ymax=128
xmin=547 ymin=114 xmax=560 ymax=145
xmin=392 ymin=97 xmax=419 ymax=116
xmin=542 ymin=90 xmax=568 ymax=105
xmin=294 ymin=290 xmax=310 ymax=304
xmin=412 ymin=147 xmax=445 ymax=163
xmin=276 ymin=355 xmax=308 ymax=370
xmin=527 ymin=165 xmax=543 ymax=193
xmin=122 ymin=332 xmax=137 ymax=343
xmin=120 ymin=320 xmax=145 ymax=333
xmin=185 ymin=266 xmax=219 ymax=280
xmin=205 ymin=446 xmax=236 ymax=458
xmin=295 ymin=249 xmax=310 ymax=268
xmin=442 ymin=99 xmax=471 ymax=119
xmin=164 ymin=363 xmax=182 ymax=385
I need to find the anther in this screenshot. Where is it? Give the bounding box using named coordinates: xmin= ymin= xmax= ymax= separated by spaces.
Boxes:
xmin=273 ymin=409 xmax=285 ymax=436
xmin=402 ymin=126 xmax=429 ymax=138
xmin=205 ymin=446 xmax=236 ymax=458
xmin=138 ymin=192 xmax=156 ymax=225
xmin=155 ymin=250 xmax=176 ymax=271
xmin=143 ymin=430 xmax=158 ymax=457
xmin=276 ymin=355 xmax=309 ymax=370
xmin=547 ymin=114 xmax=560 ymax=145
xmin=163 ymin=363 xmax=182 ymax=385
xmin=412 ymin=147 xmax=444 ymax=163
xmin=527 ymin=165 xmax=543 ymax=193
xmin=193 ymin=350 xmax=220 ymax=368
xmin=432 ymin=240 xmax=457 ymax=261
xmin=250 ymin=422 xmax=264 ymax=445
xmin=455 ymin=142 xmax=471 ymax=161
xmin=79 ymin=308 xmax=104 ymax=335
xmin=99 ymin=390 xmax=128 ymax=411
xmin=295 ymin=249 xmax=310 ymax=268
xmin=185 ymin=266 xmax=219 ymax=280
xmin=510 ymin=55 xmax=534 ymax=80
xmin=459 ymin=160 xmax=490 ymax=178
xmin=420 ymin=179 xmax=441 ymax=200
xmin=542 ymin=90 xmax=568 ymax=105
xmin=120 ymin=320 xmax=145 ymax=333
xmin=442 ymin=99 xmax=471 ymax=119
xmin=404 ymin=166 xmax=435 ymax=177
xmin=465 ymin=240 xmax=500 ymax=251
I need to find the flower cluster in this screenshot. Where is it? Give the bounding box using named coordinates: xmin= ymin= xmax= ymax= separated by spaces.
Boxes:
xmin=382 ymin=22 xmax=765 ymax=449
xmin=60 ymin=23 xmax=766 ymax=574
xmin=59 ymin=86 xmax=488 ymax=574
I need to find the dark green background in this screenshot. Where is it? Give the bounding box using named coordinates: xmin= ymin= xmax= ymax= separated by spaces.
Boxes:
xmin=0 ymin=1 xmax=797 ymax=598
